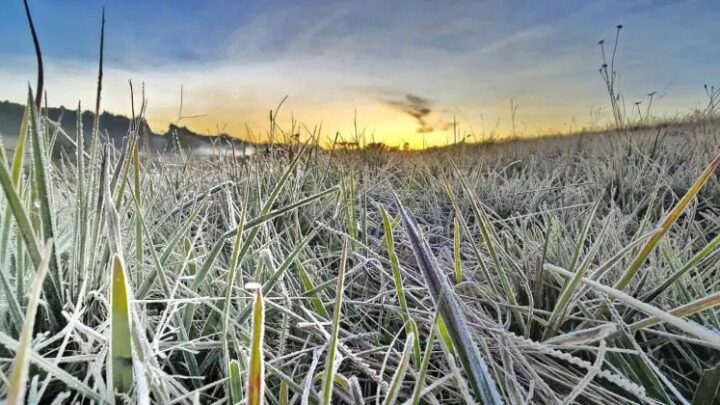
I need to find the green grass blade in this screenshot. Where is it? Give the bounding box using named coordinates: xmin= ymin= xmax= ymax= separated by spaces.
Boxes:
xmin=627 ymin=292 xmax=720 ymax=334
xmin=642 ymin=231 xmax=720 ymax=303
xmin=435 ymin=315 xmax=455 ymax=356
xmin=229 ymin=359 xmax=243 ymax=405
xmin=111 ymin=133 xmax=134 ymax=207
xmin=6 ymin=239 xmax=52 ymax=405
xmin=73 ymin=101 xmax=87 ymax=300
xmin=380 ymin=205 xmax=421 ymax=366
xmin=342 ymin=171 xmax=358 ymax=249
xmin=0 ymin=141 xmax=23 ymax=326
xmin=297 ymin=259 xmax=330 ymax=318
xmin=566 ymin=201 xmax=601 ymax=275
xmin=545 ymin=263 xmax=720 ymax=349
xmin=247 ymin=287 xmax=265 ymax=405
xmin=693 ymin=362 xmax=720 ymax=405
xmin=193 ymin=185 xmax=337 ymax=288
xmin=442 ymin=181 xmax=499 ymax=296
xmin=543 ymin=200 xmax=604 ymax=339
xmin=27 ymin=88 xmax=63 ymax=325
xmin=136 ymin=198 xmax=205 ymax=297
xmin=110 ymin=254 xmax=134 ymax=395
xmin=230 ymin=230 xmax=318 ymax=329
xmin=158 ymin=200 xmax=205 ymax=265
xmin=10 ymin=100 xmax=30 ymax=185
xmin=242 ymin=185 xmax=338 ymax=229
xmin=280 ymin=381 xmax=289 ymax=405
xmin=131 ymin=195 xmax=173 ymax=298
xmin=132 ymin=137 xmax=143 ymax=281
xmin=411 ymin=316 xmax=437 ymax=405
xmin=27 ymin=89 xmax=56 ymax=256
xmin=453 ymin=216 xmax=462 ymax=284
xmin=381 ymin=206 xmax=410 ymax=317
xmin=0 ymin=138 xmax=42 ymax=270
xmin=454 ymin=165 xmax=525 ymax=334
xmin=613 ymin=152 xmax=720 ymax=291
xmin=382 ymin=332 xmax=414 ymax=405
xmin=223 ymin=208 xmax=246 ymax=375
xmin=103 ymin=158 xmax=122 ymax=255
xmin=262 ymin=142 xmax=307 ymax=212
xmin=0 ymin=258 xmax=23 ymax=328
xmin=0 ymin=100 xmax=30 ymax=264
xmin=322 ymin=240 xmax=348 ymax=405
xmin=0 ymin=331 xmax=105 ymax=403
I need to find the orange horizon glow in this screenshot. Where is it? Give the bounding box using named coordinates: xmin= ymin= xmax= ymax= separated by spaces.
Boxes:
xmin=137 ymin=101 xmax=633 ymax=150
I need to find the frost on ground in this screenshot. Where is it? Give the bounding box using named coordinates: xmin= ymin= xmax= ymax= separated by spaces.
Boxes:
xmin=2 ymin=116 xmax=720 ymax=404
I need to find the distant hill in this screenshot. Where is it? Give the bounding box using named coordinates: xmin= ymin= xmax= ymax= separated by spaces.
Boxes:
xmin=0 ymin=100 xmax=258 ymax=155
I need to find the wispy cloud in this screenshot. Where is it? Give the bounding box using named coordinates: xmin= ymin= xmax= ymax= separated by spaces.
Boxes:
xmin=385 ymin=94 xmax=452 ymax=133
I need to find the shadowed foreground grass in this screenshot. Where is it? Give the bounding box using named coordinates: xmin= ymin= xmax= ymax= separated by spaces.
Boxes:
xmin=3 ymin=95 xmax=720 ymax=404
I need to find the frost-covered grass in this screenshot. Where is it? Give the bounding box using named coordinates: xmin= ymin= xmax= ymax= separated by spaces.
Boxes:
xmin=3 ymin=94 xmax=720 ymax=404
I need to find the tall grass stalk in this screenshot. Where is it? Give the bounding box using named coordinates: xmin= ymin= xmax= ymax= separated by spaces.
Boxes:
xmin=321 ymin=240 xmax=348 ymax=405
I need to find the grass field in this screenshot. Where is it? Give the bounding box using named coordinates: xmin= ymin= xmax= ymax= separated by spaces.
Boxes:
xmin=3 ymin=88 xmax=720 ymax=404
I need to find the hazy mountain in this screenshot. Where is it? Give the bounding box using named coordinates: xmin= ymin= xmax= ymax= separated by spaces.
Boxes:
xmin=0 ymin=100 xmax=258 ymax=155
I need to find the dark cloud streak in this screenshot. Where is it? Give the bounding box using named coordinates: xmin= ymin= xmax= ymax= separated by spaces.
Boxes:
xmin=386 ymin=94 xmax=451 ymax=133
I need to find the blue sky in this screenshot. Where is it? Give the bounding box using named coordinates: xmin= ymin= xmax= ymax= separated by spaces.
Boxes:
xmin=1 ymin=0 xmax=719 ymax=147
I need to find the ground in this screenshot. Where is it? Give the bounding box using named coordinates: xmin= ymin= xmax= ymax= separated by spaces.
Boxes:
xmin=2 ymin=116 xmax=720 ymax=404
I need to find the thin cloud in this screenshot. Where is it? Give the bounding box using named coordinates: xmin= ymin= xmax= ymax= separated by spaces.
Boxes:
xmin=386 ymin=94 xmax=434 ymax=133
xmin=386 ymin=94 xmax=455 ymax=133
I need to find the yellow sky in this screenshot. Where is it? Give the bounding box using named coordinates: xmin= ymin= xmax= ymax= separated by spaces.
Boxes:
xmin=146 ymin=101 xmax=446 ymax=150
xmin=142 ymin=94 xmax=599 ymax=150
